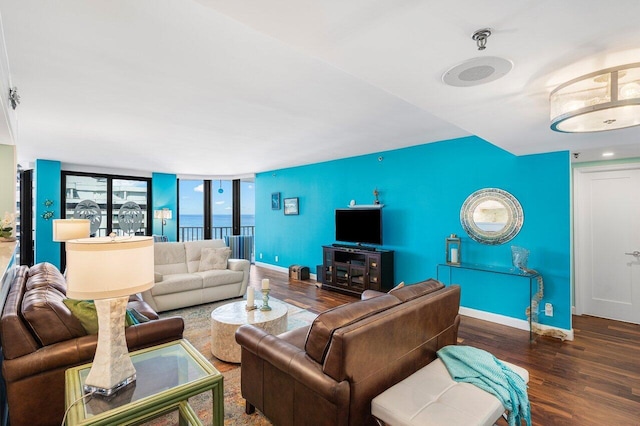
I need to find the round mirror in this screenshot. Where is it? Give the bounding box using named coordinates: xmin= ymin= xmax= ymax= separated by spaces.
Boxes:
xmin=460 ymin=188 xmax=523 ymax=245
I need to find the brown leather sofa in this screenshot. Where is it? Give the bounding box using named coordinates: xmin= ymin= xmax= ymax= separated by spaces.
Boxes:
xmin=235 ymin=279 xmax=461 ymax=426
xmin=0 ymin=262 xmax=185 ymax=426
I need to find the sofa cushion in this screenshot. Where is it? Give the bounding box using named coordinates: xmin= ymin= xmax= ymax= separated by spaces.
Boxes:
xmin=25 ymin=262 xmax=67 ymax=295
xmin=305 ymin=294 xmax=401 ymax=364
xmin=21 ymin=286 xmax=86 ymax=346
xmin=184 ymin=239 xmax=226 ymax=273
xmin=197 ymin=269 xmax=245 ymax=288
xmin=62 ymin=299 xmax=147 ymax=334
xmin=1 ymin=266 xmax=40 ymax=359
xmin=150 ymin=273 xmax=203 ymax=296
xmin=154 ymin=242 xmax=188 ymax=275
xmin=389 ymin=279 xmax=445 ymax=302
xmin=198 ymin=247 xmax=231 ymax=271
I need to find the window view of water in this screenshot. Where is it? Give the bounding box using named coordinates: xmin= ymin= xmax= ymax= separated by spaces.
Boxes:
xmin=179 ymin=214 xmax=255 ymax=228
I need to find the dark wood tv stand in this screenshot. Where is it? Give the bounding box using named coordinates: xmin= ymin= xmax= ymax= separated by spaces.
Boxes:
xmin=321 ymin=245 xmax=394 ymax=296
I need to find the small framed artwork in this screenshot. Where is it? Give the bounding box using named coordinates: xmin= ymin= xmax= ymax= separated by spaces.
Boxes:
xmin=271 ymin=192 xmax=281 ymax=210
xmin=284 ymin=197 xmax=299 ymax=215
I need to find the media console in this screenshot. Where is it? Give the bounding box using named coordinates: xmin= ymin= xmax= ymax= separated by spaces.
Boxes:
xmin=322 ymin=245 xmax=394 ymax=296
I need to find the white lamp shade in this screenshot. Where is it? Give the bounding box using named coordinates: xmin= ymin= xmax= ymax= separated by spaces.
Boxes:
xmin=154 ymin=209 xmax=172 ymax=220
xmin=65 ymin=236 xmax=154 ymax=299
xmin=52 ymin=219 xmax=91 ymax=242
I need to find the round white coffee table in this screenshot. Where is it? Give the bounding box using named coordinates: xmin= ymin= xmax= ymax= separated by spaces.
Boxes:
xmin=210 ymin=299 xmax=288 ymax=363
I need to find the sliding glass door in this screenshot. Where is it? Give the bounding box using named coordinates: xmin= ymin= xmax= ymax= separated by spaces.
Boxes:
xmin=62 ymin=172 xmax=151 ymax=236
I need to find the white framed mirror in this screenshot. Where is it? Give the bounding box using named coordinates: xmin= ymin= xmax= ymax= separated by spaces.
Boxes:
xmin=460 ymin=188 xmax=523 ymax=245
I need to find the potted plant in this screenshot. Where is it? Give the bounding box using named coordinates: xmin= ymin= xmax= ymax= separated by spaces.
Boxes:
xmin=0 ymin=212 xmax=16 ymax=242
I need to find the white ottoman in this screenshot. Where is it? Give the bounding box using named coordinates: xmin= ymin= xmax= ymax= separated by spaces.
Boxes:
xmin=372 ymin=358 xmax=529 ymax=426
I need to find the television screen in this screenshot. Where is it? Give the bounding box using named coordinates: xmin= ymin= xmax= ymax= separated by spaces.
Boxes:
xmin=335 ymin=208 xmax=382 ymax=246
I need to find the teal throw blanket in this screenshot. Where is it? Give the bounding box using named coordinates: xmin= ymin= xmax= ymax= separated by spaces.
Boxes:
xmin=437 ymin=345 xmax=531 ymax=426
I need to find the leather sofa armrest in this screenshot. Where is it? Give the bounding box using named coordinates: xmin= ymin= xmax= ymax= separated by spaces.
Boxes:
xmin=361 ymin=289 xmax=386 ymax=300
xmin=227 ymin=259 xmax=250 ymax=272
xmin=2 ymin=317 xmax=184 ymax=383
xmin=236 ymin=325 xmax=349 ymax=403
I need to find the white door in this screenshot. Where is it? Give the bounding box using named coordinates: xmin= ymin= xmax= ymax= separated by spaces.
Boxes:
xmin=574 ymin=165 xmax=640 ymax=324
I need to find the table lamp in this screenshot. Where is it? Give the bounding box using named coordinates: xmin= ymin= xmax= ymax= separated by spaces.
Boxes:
xmin=52 ymin=219 xmax=91 ymax=242
xmin=65 ymin=235 xmax=154 ymax=396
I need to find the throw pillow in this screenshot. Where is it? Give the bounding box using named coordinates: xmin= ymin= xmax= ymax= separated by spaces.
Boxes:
xmin=63 ymin=299 xmax=99 ymax=334
xmin=128 ymin=308 xmax=150 ymax=323
xmin=198 ymin=247 xmax=231 ymax=272
xmin=63 ymin=299 xmax=141 ymax=335
xmin=388 ymin=281 xmax=405 ymax=294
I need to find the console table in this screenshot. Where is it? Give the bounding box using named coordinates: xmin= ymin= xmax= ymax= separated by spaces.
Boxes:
xmin=437 ymin=263 xmax=542 ymax=342
xmin=322 ymin=245 xmax=394 ymax=295
xmin=65 ymin=339 xmax=223 ymax=425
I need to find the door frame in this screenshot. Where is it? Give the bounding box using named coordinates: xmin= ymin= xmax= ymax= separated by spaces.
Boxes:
xmin=573 ymin=162 xmax=640 ymax=317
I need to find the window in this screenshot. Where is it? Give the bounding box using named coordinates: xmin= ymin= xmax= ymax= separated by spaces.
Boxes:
xmin=211 ymin=180 xmax=232 ymax=239
xmin=177 ymin=178 xmax=255 ymax=243
xmin=240 ymin=178 xmax=255 ymax=236
xmin=178 ymin=179 xmax=204 ymax=241
xmin=62 ymin=172 xmax=151 ymax=237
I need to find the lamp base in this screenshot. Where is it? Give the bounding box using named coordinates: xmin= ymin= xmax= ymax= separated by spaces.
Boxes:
xmin=84 ymin=297 xmax=137 ymax=397
xmin=84 ymin=374 xmax=136 ymax=397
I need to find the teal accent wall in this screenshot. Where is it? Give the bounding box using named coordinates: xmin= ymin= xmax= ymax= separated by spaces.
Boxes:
xmin=34 ymin=160 xmax=62 ymax=267
xmin=256 ymin=136 xmax=571 ymax=330
xmin=152 ymin=173 xmax=178 ymax=241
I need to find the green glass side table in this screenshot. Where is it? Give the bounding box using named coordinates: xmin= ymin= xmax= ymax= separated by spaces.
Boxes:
xmin=65 ymin=339 xmax=223 ymax=425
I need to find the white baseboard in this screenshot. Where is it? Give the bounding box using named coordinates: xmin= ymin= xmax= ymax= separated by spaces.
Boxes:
xmin=253 ymin=262 xmax=318 ymax=282
xmin=459 ymin=306 xmax=574 ymax=341
xmin=254 ymin=262 xmax=288 ymax=274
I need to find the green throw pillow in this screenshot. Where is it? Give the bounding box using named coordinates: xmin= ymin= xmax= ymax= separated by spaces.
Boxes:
xmin=63 ymin=299 xmax=143 ymax=335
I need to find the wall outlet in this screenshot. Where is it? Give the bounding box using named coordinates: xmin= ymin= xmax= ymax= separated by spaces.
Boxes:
xmin=545 ymin=303 xmax=553 ymax=317
xmin=259 ymin=253 xmax=263 ymax=259
xmin=275 ymin=255 xmax=279 ymax=263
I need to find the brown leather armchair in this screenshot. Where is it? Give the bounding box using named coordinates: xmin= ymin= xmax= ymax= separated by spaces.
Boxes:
xmin=236 ymin=280 xmax=461 ymax=426
xmin=0 ymin=263 xmax=185 ymax=426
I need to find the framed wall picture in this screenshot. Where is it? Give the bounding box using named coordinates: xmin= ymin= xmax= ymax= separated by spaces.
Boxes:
xmin=271 ymin=192 xmax=281 ymax=210
xmin=284 ymin=197 xmax=299 ymax=215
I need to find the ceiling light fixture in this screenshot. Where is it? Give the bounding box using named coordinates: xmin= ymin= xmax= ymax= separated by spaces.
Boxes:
xmin=602 ymin=152 xmax=614 ymax=157
xmin=550 ymin=63 xmax=640 ymax=132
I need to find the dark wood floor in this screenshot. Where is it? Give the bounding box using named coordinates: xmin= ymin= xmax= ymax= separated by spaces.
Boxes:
xmin=249 ymin=265 xmax=640 ymax=426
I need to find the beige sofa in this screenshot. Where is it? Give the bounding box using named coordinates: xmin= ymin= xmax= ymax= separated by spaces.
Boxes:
xmin=141 ymin=239 xmax=250 ymax=312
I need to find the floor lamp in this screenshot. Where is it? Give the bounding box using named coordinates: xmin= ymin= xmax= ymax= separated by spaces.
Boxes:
xmin=153 ymin=208 xmax=172 ymax=236
xmin=65 ymin=235 xmax=154 ymax=396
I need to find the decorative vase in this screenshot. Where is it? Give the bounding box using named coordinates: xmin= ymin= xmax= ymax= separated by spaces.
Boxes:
xmin=0 ymin=237 xmax=17 ymax=242
xmin=511 ymin=246 xmax=529 ymax=271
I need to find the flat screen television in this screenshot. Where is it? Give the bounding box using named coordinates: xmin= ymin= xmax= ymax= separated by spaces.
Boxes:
xmin=335 ymin=208 xmax=382 ymax=246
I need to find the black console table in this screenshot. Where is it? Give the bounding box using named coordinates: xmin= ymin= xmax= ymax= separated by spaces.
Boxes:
xmin=322 ymin=245 xmax=394 ymax=296
xmin=437 ymin=262 xmax=542 ymax=342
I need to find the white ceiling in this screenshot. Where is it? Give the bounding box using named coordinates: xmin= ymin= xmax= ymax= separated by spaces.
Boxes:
xmin=1 ymin=0 xmax=640 ymax=176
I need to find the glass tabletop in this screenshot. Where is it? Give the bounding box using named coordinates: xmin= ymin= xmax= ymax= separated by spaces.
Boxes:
xmin=438 ymin=262 xmax=540 ymax=278
xmin=76 ymin=340 xmax=212 ymax=419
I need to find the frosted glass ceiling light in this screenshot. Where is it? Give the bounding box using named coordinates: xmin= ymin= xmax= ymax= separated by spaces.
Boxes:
xmin=550 ymin=63 xmax=640 ymax=132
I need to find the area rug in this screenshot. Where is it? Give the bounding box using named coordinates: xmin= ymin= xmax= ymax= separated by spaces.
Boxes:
xmin=148 ymin=297 xmax=317 ymax=425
